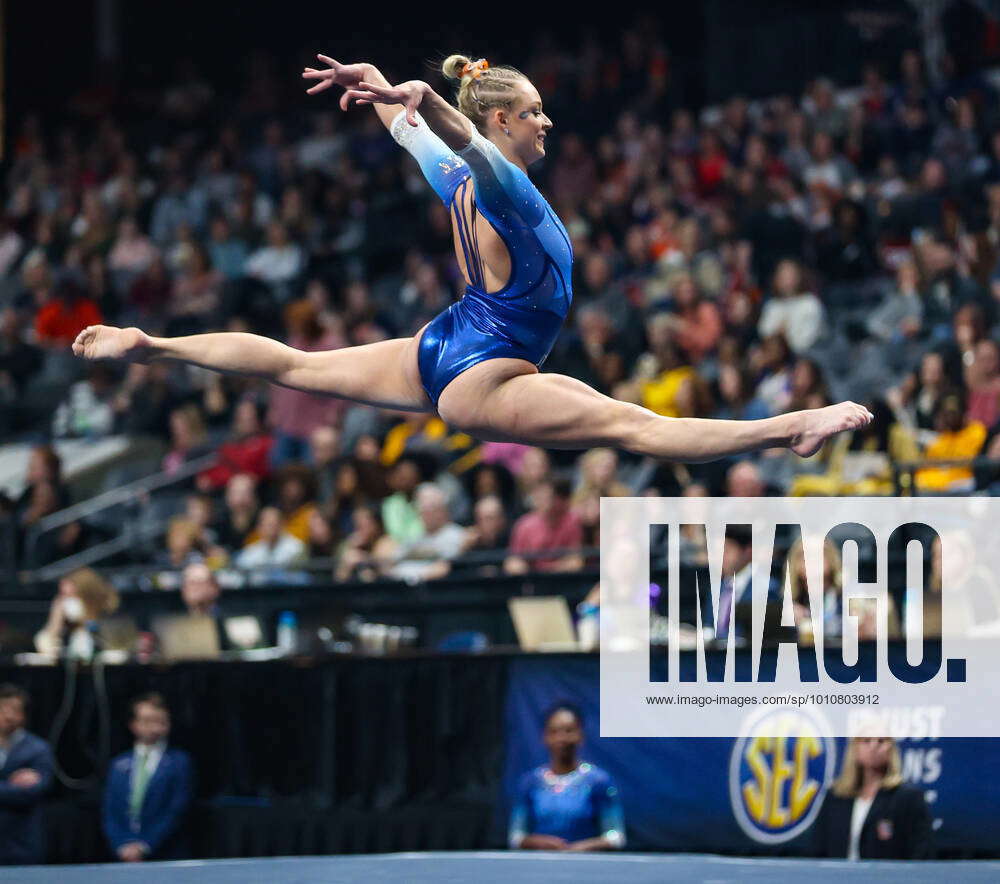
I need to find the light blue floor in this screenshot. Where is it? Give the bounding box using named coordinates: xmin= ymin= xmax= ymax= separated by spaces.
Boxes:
xmin=4 ymin=852 xmax=999 ymax=883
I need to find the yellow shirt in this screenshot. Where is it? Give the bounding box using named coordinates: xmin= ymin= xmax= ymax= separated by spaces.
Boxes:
xmin=380 ymin=417 xmax=476 ymax=467
xmin=641 ymin=366 xmax=696 ymax=417
xmin=915 ymin=422 xmax=987 ymax=491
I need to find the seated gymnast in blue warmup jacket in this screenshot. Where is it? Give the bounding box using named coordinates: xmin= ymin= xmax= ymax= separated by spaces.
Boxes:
xmin=73 ymin=53 xmax=872 ymax=463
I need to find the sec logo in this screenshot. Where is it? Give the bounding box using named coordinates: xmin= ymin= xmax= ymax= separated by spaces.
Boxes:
xmin=728 ymin=705 xmax=835 ymax=844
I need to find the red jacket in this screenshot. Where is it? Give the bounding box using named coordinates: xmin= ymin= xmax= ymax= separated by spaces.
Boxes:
xmin=198 ymin=434 xmax=274 ymax=490
xmin=35 ymin=298 xmax=102 ymax=345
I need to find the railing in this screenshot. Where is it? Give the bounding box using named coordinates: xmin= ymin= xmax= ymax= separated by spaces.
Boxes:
xmin=12 ymin=448 xmax=1000 ymax=589
xmin=18 ymin=452 xmax=218 ymax=585
xmin=21 ymin=544 xmax=602 ymax=594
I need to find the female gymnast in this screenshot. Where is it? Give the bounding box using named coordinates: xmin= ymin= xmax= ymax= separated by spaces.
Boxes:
xmin=73 ymin=53 xmax=872 ymax=462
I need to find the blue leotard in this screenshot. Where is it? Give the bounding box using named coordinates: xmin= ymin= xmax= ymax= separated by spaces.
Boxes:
xmin=507 ymin=761 xmax=626 ymax=848
xmin=390 ymin=111 xmax=573 ymax=406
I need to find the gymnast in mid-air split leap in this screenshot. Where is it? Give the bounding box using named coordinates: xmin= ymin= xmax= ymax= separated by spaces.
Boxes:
xmin=74 ymin=52 xmax=872 ymax=462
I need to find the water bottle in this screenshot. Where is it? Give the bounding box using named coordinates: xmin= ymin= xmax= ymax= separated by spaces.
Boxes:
xmin=277 ymin=611 xmax=299 ymax=655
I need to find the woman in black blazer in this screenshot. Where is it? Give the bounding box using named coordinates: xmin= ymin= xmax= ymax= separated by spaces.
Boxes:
xmin=813 ymin=735 xmax=933 ymax=860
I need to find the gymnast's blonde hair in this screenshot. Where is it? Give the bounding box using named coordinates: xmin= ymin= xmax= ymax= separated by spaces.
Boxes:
xmin=441 ymin=54 xmax=529 ymax=133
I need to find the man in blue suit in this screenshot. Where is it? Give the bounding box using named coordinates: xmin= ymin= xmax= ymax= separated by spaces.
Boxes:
xmin=102 ymin=692 xmax=193 ymax=862
xmin=0 ymin=684 xmax=54 ymax=865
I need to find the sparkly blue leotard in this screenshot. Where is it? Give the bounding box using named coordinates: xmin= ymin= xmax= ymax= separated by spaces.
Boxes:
xmin=390 ymin=111 xmax=573 ymax=406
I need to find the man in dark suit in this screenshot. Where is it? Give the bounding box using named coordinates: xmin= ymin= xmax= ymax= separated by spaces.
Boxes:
xmin=0 ymin=684 xmax=53 ymax=865
xmin=702 ymin=526 xmax=781 ymax=641
xmin=102 ymin=692 xmax=193 ymax=862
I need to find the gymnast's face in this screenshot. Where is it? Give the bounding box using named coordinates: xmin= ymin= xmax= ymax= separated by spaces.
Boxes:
xmin=543 ymin=709 xmax=582 ymax=762
xmin=500 ymin=80 xmax=552 ymax=166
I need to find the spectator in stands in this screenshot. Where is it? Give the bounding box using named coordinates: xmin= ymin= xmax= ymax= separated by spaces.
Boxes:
xmin=245 ymin=220 xmax=303 ymax=301
xmin=273 ymin=463 xmax=318 ymax=543
xmin=334 ymin=505 xmax=396 ymax=582
xmin=162 ymin=404 xmax=211 ymax=478
xmin=206 ymin=215 xmax=248 ymax=282
xmin=865 ymin=260 xmax=925 ymax=362
xmin=306 ymin=509 xmax=337 ymax=559
xmin=216 ymin=473 xmax=260 ymax=551
xmin=17 ymin=479 xmax=86 ymax=569
xmin=914 ymin=393 xmax=987 ymax=492
xmin=813 ymin=733 xmax=932 ymax=859
xmin=752 ymin=334 xmax=794 ymax=415
xmin=102 ymin=693 xmax=193 ymax=862
xmin=107 ymin=216 xmax=159 ymax=294
xmin=0 ymin=684 xmax=54 ymax=865
xmin=457 ymin=496 xmax=510 ymax=576
xmin=758 ymin=259 xmax=824 ymax=354
xmin=787 ymin=357 xmax=830 ymax=413
xmin=390 ymin=484 xmax=466 ymax=583
xmin=464 ymin=462 xmax=518 ymax=518
xmin=725 ymin=460 xmax=767 ymax=497
xmin=512 ymin=447 xmax=552 ymax=512
xmin=665 ymin=274 xmax=722 ymax=364
xmin=235 ymin=506 xmax=307 ymax=570
xmin=786 ymin=536 xmax=900 ymax=641
xmin=964 ymin=339 xmax=1000 ymax=430
xmin=379 ymin=412 xmax=475 ymax=469
xmin=34 ymin=567 xmax=120 ymax=660
xmin=14 ymin=445 xmax=68 ymax=521
xmin=197 ymin=398 xmax=273 ymax=492
xmin=327 ymin=456 xmax=388 ymax=535
xmin=33 ymin=277 xmax=103 ymax=351
xmin=125 ymin=255 xmax=171 ymax=321
xmin=381 ymin=458 xmax=424 ymax=544
xmin=309 ymin=424 xmax=341 ymax=505
xmin=267 ymin=301 xmax=345 ymax=466
xmin=506 ymin=478 xmax=584 ymax=575
xmin=180 ymin=562 xmax=222 ymax=619
xmin=166 ymin=242 xmax=223 ymax=335
xmin=572 ymin=448 xmax=630 ymax=504
xmin=159 ymin=517 xmax=208 ymax=569
xmin=620 ymin=320 xmax=697 ymax=418
xmin=509 ymin=703 xmax=624 ymax=852
xmin=887 ymin=349 xmax=962 ymax=431
xmin=52 ymin=363 xmax=117 ymax=438
xmin=713 ymin=363 xmax=770 ymax=422
xmin=0 ymin=307 xmax=43 ymax=431
xmin=111 ymin=362 xmax=185 ymax=438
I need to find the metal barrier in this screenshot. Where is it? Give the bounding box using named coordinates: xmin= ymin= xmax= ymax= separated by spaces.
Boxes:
xmin=19 ymin=452 xmax=218 ymax=583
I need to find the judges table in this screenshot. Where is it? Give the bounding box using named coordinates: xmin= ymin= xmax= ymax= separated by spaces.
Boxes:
xmin=3 ymin=651 xmax=997 ymax=864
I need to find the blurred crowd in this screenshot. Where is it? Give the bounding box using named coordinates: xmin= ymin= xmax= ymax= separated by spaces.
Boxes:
xmin=5 ymin=29 xmax=1000 ymax=581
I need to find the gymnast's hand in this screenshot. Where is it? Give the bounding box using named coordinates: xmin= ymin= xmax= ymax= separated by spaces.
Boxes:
xmin=341 ymin=79 xmax=430 ymax=127
xmin=302 ymin=55 xmax=374 ymax=106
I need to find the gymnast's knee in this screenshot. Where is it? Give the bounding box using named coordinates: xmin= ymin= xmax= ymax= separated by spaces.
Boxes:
xmin=611 ymin=401 xmax=660 ymax=454
xmin=436 ymin=393 xmax=479 ymax=434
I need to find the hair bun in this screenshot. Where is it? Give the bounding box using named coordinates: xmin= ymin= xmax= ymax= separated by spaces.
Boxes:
xmin=442 ymin=54 xmax=472 ymax=81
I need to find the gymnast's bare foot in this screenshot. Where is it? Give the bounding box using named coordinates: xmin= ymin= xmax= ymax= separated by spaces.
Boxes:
xmin=72 ymin=325 xmax=152 ymax=363
xmin=788 ymin=402 xmax=873 ymax=458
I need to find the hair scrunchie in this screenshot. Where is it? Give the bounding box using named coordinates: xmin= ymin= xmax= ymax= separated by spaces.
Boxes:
xmin=461 ymin=59 xmax=490 ymax=80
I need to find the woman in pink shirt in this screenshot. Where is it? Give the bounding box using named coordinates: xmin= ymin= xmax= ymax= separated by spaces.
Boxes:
xmin=668 ymin=274 xmax=722 ymax=364
xmin=268 ymin=300 xmax=347 ymax=466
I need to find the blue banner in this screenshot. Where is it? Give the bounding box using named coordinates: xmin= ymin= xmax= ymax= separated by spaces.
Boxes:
xmin=503 ymin=655 xmax=1000 ymax=852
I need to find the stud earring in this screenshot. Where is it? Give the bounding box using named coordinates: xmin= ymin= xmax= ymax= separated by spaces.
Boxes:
xmin=504 ymin=128 xmax=511 ymax=136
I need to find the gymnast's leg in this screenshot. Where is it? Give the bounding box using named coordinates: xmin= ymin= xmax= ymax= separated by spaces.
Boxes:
xmin=72 ymin=324 xmax=433 ymax=412
xmin=436 ymin=362 xmax=871 ymax=462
